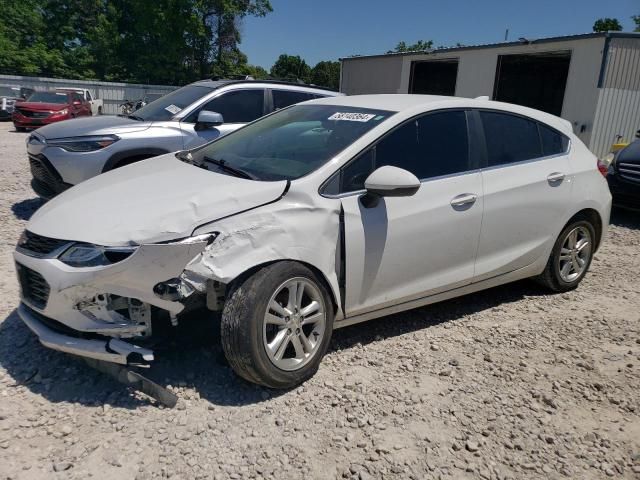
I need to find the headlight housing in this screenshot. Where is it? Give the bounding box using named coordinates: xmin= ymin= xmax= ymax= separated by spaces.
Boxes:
xmin=47 ymin=135 xmax=119 ymax=152
xmin=51 ymin=109 xmax=68 ymax=116
xmin=59 ymin=243 xmax=136 ymax=267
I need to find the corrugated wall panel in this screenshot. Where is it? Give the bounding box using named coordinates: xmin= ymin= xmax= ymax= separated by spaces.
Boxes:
xmin=0 ymin=74 xmax=178 ymax=114
xmin=590 ymin=38 xmax=640 ymax=157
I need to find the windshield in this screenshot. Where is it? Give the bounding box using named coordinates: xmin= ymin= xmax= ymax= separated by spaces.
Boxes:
xmin=187 ymin=104 xmax=393 ymax=181
xmin=132 ymin=85 xmax=213 ymax=121
xmin=26 ymin=92 xmax=69 ymax=104
xmin=0 ymin=86 xmax=19 ymax=98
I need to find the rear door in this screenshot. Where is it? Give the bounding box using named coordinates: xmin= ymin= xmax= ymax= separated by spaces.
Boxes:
xmin=335 ymin=110 xmax=484 ymax=316
xmin=474 ymin=110 xmax=573 ymax=280
xmin=180 ymin=88 xmax=266 ymax=149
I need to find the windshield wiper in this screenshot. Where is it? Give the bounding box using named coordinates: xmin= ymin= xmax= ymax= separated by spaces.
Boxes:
xmin=203 ymin=156 xmax=257 ymax=180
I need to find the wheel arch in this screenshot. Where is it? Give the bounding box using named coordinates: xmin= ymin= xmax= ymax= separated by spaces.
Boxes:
xmin=225 ymin=259 xmax=341 ymax=317
xmin=564 ymin=208 xmax=603 ymax=251
xmin=102 ymin=148 xmax=170 ymax=172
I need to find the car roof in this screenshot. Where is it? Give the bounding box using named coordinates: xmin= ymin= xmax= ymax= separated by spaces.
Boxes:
xmin=191 ymin=79 xmax=338 ymax=93
xmin=308 ymin=94 xmax=573 ymax=135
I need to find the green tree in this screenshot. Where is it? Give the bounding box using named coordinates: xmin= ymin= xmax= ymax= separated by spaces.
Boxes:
xmin=270 ymin=54 xmax=311 ymax=82
xmin=593 ymin=17 xmax=623 ymax=32
xmin=632 ymin=15 xmax=640 ymax=32
xmin=387 ymin=40 xmax=433 ymax=53
xmin=310 ymin=60 xmax=340 ymax=90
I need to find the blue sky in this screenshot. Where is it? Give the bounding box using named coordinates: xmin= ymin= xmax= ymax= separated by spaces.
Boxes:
xmin=241 ymin=0 xmax=639 ymax=69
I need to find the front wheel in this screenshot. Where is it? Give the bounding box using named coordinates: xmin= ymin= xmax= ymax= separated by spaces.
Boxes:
xmin=536 ymin=219 xmax=596 ymax=292
xmin=221 ymin=261 xmax=334 ymax=388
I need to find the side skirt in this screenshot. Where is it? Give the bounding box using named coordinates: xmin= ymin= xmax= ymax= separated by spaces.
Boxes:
xmin=334 ymin=262 xmax=541 ymax=329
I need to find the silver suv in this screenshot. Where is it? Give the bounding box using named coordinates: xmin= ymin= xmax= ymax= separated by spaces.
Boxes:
xmin=25 ymin=79 xmax=339 ymax=198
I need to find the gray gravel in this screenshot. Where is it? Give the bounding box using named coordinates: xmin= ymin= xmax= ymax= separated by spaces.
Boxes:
xmin=0 ymin=122 xmax=639 ymax=479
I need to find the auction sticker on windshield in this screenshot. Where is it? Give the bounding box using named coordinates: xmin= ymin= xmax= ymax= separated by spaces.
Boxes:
xmin=165 ymin=104 xmax=182 ymax=115
xmin=328 ymin=112 xmax=376 ymax=122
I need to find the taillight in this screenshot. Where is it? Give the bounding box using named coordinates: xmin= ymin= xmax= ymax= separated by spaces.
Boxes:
xmin=597 ymin=159 xmax=608 ymax=177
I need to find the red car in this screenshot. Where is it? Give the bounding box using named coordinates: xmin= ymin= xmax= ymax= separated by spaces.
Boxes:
xmin=13 ymin=91 xmax=92 ymax=131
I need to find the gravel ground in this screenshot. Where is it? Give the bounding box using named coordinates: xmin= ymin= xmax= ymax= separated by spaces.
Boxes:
xmin=0 ymin=122 xmax=639 ymax=480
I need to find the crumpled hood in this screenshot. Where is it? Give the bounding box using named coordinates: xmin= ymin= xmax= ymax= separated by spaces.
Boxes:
xmin=34 ymin=115 xmax=152 ymax=138
xmin=27 ymin=154 xmax=288 ymax=246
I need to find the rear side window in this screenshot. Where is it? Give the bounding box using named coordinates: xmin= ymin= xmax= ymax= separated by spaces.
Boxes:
xmin=336 ymin=110 xmax=470 ymax=193
xmin=86 ymin=91 xmax=92 ymax=101
xmin=202 ymin=89 xmax=264 ymax=123
xmin=272 ymin=90 xmax=314 ymax=110
xmin=480 ymin=111 xmax=542 ymax=166
xmin=539 ymin=124 xmax=569 ymax=156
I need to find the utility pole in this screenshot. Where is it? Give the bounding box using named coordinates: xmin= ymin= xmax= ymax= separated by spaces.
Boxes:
xmin=504 ymin=29 xmax=509 ymax=41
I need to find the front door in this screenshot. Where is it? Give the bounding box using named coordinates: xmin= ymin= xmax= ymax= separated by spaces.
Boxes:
xmin=336 ymin=110 xmax=484 ymax=316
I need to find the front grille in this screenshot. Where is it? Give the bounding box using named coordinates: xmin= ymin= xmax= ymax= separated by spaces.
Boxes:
xmin=28 ymin=154 xmax=69 ymax=199
xmin=18 ymin=230 xmax=69 ymax=256
xmin=618 ymin=162 xmax=640 ymax=184
xmin=15 ymin=108 xmax=50 ymax=118
xmin=16 ymin=263 xmax=50 ymax=310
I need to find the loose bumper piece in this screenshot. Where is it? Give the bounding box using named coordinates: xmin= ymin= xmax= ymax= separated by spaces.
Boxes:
xmin=17 ymin=303 xmax=154 ymax=365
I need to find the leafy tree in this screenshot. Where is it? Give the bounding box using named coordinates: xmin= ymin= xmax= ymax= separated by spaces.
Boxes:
xmin=593 ymin=17 xmax=623 ymax=32
xmin=310 ymin=61 xmax=340 ymax=90
xmin=387 ymin=40 xmax=433 ymax=53
xmin=270 ymin=54 xmax=311 ymax=82
xmin=633 ymin=15 xmax=640 ymax=32
xmin=0 ymin=0 xmax=273 ymax=84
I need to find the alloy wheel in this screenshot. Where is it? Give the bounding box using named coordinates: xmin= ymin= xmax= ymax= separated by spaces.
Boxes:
xmin=558 ymin=226 xmax=592 ymax=283
xmin=262 ymin=277 xmax=326 ymax=371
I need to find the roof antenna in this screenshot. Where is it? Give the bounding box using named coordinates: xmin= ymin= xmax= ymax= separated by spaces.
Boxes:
xmin=504 ymin=28 xmax=509 ymax=41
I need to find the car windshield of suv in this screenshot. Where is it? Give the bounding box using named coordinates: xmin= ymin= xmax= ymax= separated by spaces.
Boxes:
xmin=132 ymin=85 xmax=214 ymax=122
xmin=187 ymin=104 xmax=393 ymax=181
xmin=0 ymin=86 xmax=19 ymax=97
xmin=26 ymin=92 xmax=69 ymax=104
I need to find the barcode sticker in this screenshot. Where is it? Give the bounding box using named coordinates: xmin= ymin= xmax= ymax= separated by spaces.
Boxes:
xmin=328 ymin=112 xmax=376 ymax=122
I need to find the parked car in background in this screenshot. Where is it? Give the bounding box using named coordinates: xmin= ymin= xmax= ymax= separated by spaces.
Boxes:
xmin=0 ymin=86 xmax=34 ymax=120
xmin=606 ymin=133 xmax=640 ymax=210
xmin=25 ymin=79 xmax=339 ymax=198
xmin=56 ymin=87 xmax=103 ymax=115
xmin=13 ymin=91 xmax=91 ymax=132
xmin=14 ymin=95 xmax=611 ymax=391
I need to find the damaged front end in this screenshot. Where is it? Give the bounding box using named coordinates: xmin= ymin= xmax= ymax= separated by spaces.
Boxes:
xmin=14 ymin=233 xmax=215 ymax=367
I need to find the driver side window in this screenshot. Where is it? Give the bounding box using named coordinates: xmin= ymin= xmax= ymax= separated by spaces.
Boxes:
xmin=196 ymin=89 xmax=265 ymax=124
xmin=326 ymin=110 xmax=470 ymax=194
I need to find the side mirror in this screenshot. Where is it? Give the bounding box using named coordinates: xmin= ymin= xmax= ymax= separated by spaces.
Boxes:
xmin=360 ymin=165 xmax=420 ymax=208
xmin=196 ymin=110 xmax=224 ymax=130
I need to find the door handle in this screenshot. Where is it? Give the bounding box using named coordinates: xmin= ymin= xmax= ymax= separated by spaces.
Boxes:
xmin=547 ymin=172 xmax=565 ymax=184
xmin=450 ymin=193 xmax=478 ymax=208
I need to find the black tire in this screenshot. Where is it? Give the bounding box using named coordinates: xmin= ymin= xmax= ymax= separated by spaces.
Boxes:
xmin=221 ymin=261 xmax=334 ymax=388
xmin=98 ymin=106 xmax=103 ymax=115
xmin=15 ymin=127 xmax=26 ymax=132
xmin=535 ymin=218 xmax=596 ymax=292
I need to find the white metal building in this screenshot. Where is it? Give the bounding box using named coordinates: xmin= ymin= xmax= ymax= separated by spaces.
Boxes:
xmin=340 ymin=32 xmax=640 ymax=158
xmin=0 ymin=74 xmax=177 ymax=115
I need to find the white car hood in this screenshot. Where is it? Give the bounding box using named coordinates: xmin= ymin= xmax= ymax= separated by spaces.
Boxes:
xmin=27 ymin=154 xmax=288 ymax=246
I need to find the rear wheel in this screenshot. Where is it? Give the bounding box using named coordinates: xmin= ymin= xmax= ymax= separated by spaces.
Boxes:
xmin=536 ymin=219 xmax=596 ymax=292
xmin=221 ymin=262 xmax=334 ymax=388
xmin=98 ymin=106 xmax=103 ymax=115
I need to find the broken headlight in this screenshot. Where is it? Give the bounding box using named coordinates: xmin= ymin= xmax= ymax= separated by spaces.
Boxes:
xmin=47 ymin=135 xmax=119 ymax=152
xmin=59 ymin=243 xmax=136 ymax=267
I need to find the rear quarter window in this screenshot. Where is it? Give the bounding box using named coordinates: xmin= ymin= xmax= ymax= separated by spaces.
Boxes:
xmin=539 ymin=123 xmax=569 ymax=156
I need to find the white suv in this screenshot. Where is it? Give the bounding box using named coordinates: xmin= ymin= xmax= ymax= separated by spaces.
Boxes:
xmin=14 ymin=95 xmax=611 ymax=396
xmin=25 ymin=79 xmax=339 ymax=198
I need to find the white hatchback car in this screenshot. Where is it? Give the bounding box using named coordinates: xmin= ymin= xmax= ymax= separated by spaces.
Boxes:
xmin=14 ymin=95 xmax=611 ymax=390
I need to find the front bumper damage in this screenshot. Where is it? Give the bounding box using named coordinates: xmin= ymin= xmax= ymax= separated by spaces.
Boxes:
xmin=17 ymin=303 xmax=154 ymax=365
xmin=14 ymin=238 xmax=210 ymax=406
